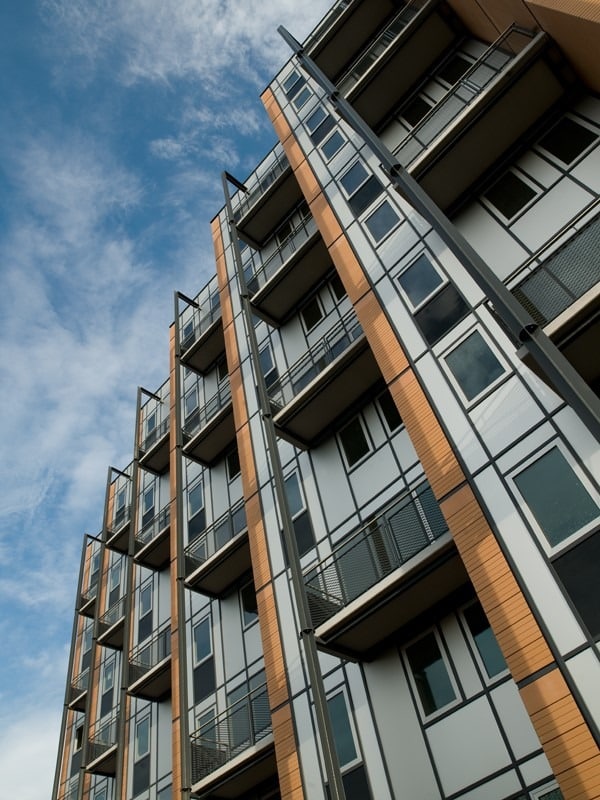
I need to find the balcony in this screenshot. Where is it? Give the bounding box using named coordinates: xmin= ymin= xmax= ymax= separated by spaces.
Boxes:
xmin=139 ymin=418 xmax=170 ymax=475
xmin=510 ymin=210 xmax=600 ymax=394
xmin=58 ymin=776 xmax=79 ymax=800
xmin=343 ymin=0 xmax=463 ymax=128
xmin=86 ymin=713 xmax=119 ymax=776
xmin=396 ymin=28 xmax=572 ymax=211
xmin=68 ymin=669 xmax=89 ymax=712
xmin=134 ymin=506 xmax=171 ymax=570
xmin=304 ymin=481 xmax=468 ymax=658
xmin=190 ymin=683 xmax=275 ymax=799
xmin=78 ymin=582 xmax=98 ymax=618
xmin=305 ymin=0 xmax=398 ymax=83
xmin=128 ymin=623 xmax=171 ymax=701
xmin=97 ymin=598 xmax=126 ymax=650
xmin=180 ymin=305 xmax=225 ymax=375
xmin=105 ymin=505 xmax=131 ymax=553
xmin=248 ymin=217 xmax=334 ymax=325
xmin=268 ymin=312 xmax=382 ymax=447
xmin=232 ymin=150 xmax=303 ymax=248
xmin=182 ymin=384 xmax=236 ymax=467
xmin=185 ymin=500 xmax=249 ymax=596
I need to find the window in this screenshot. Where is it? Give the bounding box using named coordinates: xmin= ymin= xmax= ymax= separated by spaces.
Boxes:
xmin=513 ymin=446 xmax=599 ymax=549
xmin=327 ymin=691 xmax=358 ymax=768
xmin=259 ymin=344 xmax=279 ymax=389
xmin=340 ymin=162 xmax=383 ymax=216
xmin=283 ymin=70 xmax=305 ymax=99
xmin=538 ymin=116 xmax=597 ymax=165
xmin=301 ymin=296 xmax=324 ymax=332
xmin=531 ymin=783 xmax=564 ymax=800
xmin=414 ymin=283 xmax=470 ymax=346
xmin=339 ymin=416 xmax=371 ymax=467
xmin=463 ymin=601 xmax=506 ymax=679
xmin=397 ymin=253 xmax=444 ymax=309
xmin=378 ymin=389 xmax=403 ymax=432
xmin=405 ymin=631 xmax=457 ymax=716
xmin=483 ymin=170 xmax=537 ymax=220
xmin=139 ymin=582 xmax=153 ymax=642
xmin=444 ymin=330 xmax=505 ymax=402
xmin=400 ymin=94 xmax=434 ymax=127
xmin=135 ymin=716 xmax=151 ymax=760
xmin=284 ymin=471 xmax=315 ymax=557
xmin=140 ymin=583 xmax=152 ymax=617
xmin=102 ymin=661 xmax=115 ymax=694
xmin=340 ymin=162 xmax=369 ymax=195
xmin=75 ymin=724 xmax=84 ymax=751
xmin=188 ymin=480 xmax=205 ymax=540
xmin=437 ymin=53 xmax=472 ymax=86
xmin=305 ymin=107 xmax=336 ymax=145
xmin=227 ymin=447 xmax=241 ymax=480
xmin=82 ymin=624 xmax=93 ymax=655
xmin=146 ymin=409 xmax=157 ymax=438
xmin=116 ymin=487 xmax=126 ymax=512
xmin=321 ymin=130 xmax=345 ymax=160
xmin=142 ymin=485 xmax=155 ymax=528
xmin=553 ymin=530 xmax=600 ymax=639
xmin=240 ymin=581 xmax=258 ymax=627
xmin=109 ymin=561 xmax=121 ymax=593
xmin=364 ymin=200 xmax=399 ymax=242
xmin=185 ymin=386 xmax=199 ymax=422
xmin=330 ymin=273 xmax=346 ymax=301
xmin=193 ymin=617 xmax=212 ymax=665
xmin=292 ymin=85 xmax=311 ymax=109
xmin=217 ymin=358 xmax=228 ymax=382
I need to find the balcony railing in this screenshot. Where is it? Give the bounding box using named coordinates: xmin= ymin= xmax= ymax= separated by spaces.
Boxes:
xmin=135 ymin=506 xmax=171 ymax=549
xmin=246 ymin=214 xmax=317 ymax=296
xmin=185 ymin=500 xmax=247 ymax=569
xmin=58 ymin=776 xmax=79 ymax=800
xmin=304 ymin=0 xmax=352 ymax=52
xmin=305 ymin=480 xmax=449 ymax=627
xmin=267 ymin=311 xmax=363 ymax=410
xmin=183 ymin=383 xmax=232 ymax=441
xmin=129 ymin=623 xmax=171 ymax=688
xmin=110 ymin=504 xmax=130 ymax=533
xmin=181 ymin=303 xmax=221 ymax=354
xmin=190 ymin=683 xmax=272 ymax=786
xmin=79 ymin=579 xmax=98 ymax=616
xmin=97 ymin=598 xmax=126 ymax=649
xmin=140 ymin=417 xmax=169 ymax=455
xmin=510 ymin=212 xmax=600 ymax=327
xmin=69 ymin=668 xmax=89 ymax=709
xmin=394 ymin=26 xmax=532 ymax=167
xmin=87 ymin=711 xmax=119 ymax=768
xmin=232 ymin=149 xmax=290 ymax=222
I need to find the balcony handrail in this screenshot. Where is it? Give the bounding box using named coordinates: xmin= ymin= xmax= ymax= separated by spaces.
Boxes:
xmin=180 ymin=302 xmax=221 ymax=354
xmin=98 ymin=597 xmax=126 ymax=629
xmin=70 ymin=667 xmax=90 ymax=693
xmin=303 ymin=0 xmax=353 ymax=51
xmin=58 ymin=776 xmax=79 ymax=800
xmin=246 ymin=213 xmax=318 ymax=295
xmin=129 ymin=622 xmax=171 ymax=673
xmin=185 ymin=499 xmax=247 ymax=568
xmin=393 ymin=24 xmax=535 ymax=165
xmin=304 ymin=479 xmax=449 ymax=626
xmin=190 ymin=682 xmax=272 ymax=784
xmin=108 ymin=504 xmax=131 ymax=534
xmin=267 ymin=309 xmax=363 ymax=409
xmin=231 ymin=146 xmax=290 ymax=221
xmin=337 ymin=0 xmax=428 ymax=94
xmin=87 ymin=711 xmax=119 ymax=763
xmin=140 ymin=417 xmax=169 ymax=455
xmin=183 ymin=382 xmax=232 ymax=440
xmin=135 ymin=505 xmax=171 ymax=547
xmin=80 ymin=578 xmax=98 ymax=604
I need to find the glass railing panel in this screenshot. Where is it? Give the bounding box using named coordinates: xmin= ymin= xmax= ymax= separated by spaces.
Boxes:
xmin=185 ymin=499 xmax=247 ymax=570
xmin=180 ymin=302 xmax=222 ymax=353
xmin=70 ymin=668 xmax=90 ymax=697
xmin=303 ymin=0 xmax=353 ymax=51
xmin=182 ymin=383 xmax=232 ymax=440
xmin=231 ymin=148 xmax=290 ymax=222
xmin=129 ymin=623 xmax=171 ymax=683
xmin=59 ymin=776 xmax=79 ymax=800
xmin=140 ymin=417 xmax=169 ymax=455
xmin=304 ymin=480 xmax=448 ymax=626
xmin=109 ymin=504 xmax=131 ymax=535
xmin=246 ymin=215 xmax=318 ymax=295
xmin=98 ymin=597 xmax=126 ymax=629
xmin=87 ymin=711 xmax=119 ymax=762
xmin=135 ymin=506 xmax=170 ymax=548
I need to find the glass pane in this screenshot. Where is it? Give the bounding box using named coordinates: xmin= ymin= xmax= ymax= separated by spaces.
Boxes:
xmin=339 ymin=417 xmax=370 ymax=466
xmin=293 ymin=86 xmax=311 ymax=109
xmin=398 ymin=254 xmax=443 ymax=307
xmin=306 ymin=107 xmax=327 ymax=133
xmin=365 ymin=200 xmax=398 ymax=241
xmin=445 ymin=330 xmax=505 ymax=401
xmin=140 ymin=584 xmax=152 ymax=616
xmin=327 ymin=692 xmax=357 ymax=766
xmin=406 ymin=632 xmax=456 ymax=716
xmin=379 ymin=390 xmax=402 ymax=431
xmin=349 ymin=176 xmax=384 ymax=215
xmin=194 ymin=618 xmax=211 ymax=664
xmin=241 ymin=582 xmax=258 ymax=626
xmin=136 ymin=717 xmax=150 ymax=759
xmin=463 ymin=601 xmax=506 ymax=678
xmin=322 ymin=131 xmax=345 ymax=159
xmin=414 ymin=283 xmax=470 ymax=346
xmin=514 ymin=447 xmax=599 ymax=547
xmin=188 ymin=483 xmax=203 ymax=518
xmin=301 ymin=297 xmax=324 ymax=331
xmin=284 ymin=472 xmax=304 ymax=517
xmin=340 ymin=162 xmax=368 ymax=195
xmin=538 ymin=117 xmax=596 ymax=164
xmin=401 ymin=94 xmax=433 ymax=126
xmin=484 ymin=171 xmax=536 ymax=219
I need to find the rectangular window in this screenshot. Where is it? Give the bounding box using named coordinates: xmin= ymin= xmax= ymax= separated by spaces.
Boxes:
xmin=102 ymin=660 xmax=115 ymax=693
xmin=397 ymin=253 xmax=444 ymax=309
xmin=109 ymin=561 xmax=121 ymax=593
xmin=340 ymin=162 xmax=369 ymax=195
xmin=259 ymin=344 xmax=279 ymax=389
xmin=537 ymin=116 xmax=597 ymax=165
xmin=217 ymin=358 xmax=228 ymax=382
xmin=226 ymin=447 xmax=241 ymax=480
xmin=283 ymin=70 xmax=304 ymax=99
xmin=300 ymin=296 xmax=324 ymax=332
xmin=240 ymin=581 xmax=258 ymax=627
xmin=444 ymin=329 xmax=505 ymax=402
xmin=414 ymin=283 xmax=470 ymax=346
xmin=437 ymin=53 xmax=472 ymax=86
xmin=330 ymin=273 xmax=346 ymax=301
xmin=378 ymin=389 xmax=403 ymax=432
xmin=140 ymin=583 xmax=152 ymax=618
xmin=327 ymin=691 xmax=358 ymax=768
xmin=284 ymin=471 xmax=315 ymax=557
xmin=513 ymin=445 xmax=599 ymax=549
xmin=193 ymin=617 xmax=212 ymax=665
xmin=188 ymin=480 xmax=205 ymax=540
xmin=321 ymin=130 xmax=345 ymax=160
xmin=463 ymin=601 xmax=506 ymax=679
xmin=135 ymin=716 xmax=151 ymax=760
xmin=292 ymin=85 xmax=311 ymax=109
xmin=364 ymin=200 xmax=399 ymax=242
xmin=553 ymin=530 xmax=600 ymax=640
xmin=146 ymin=409 xmax=157 ymax=437
xmin=400 ymin=93 xmax=434 ymax=127
xmin=405 ymin=631 xmax=457 ymax=717
xmin=142 ymin=485 xmax=155 ymax=528
xmin=185 ymin=386 xmax=199 ymax=420
xmin=339 ymin=416 xmax=371 ymax=467
xmin=483 ymin=170 xmax=537 ymax=220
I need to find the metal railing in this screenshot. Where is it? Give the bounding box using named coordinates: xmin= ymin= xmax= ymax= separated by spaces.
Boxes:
xmin=58 ymin=776 xmax=79 ymax=800
xmin=129 ymin=623 xmax=171 ymax=684
xmin=304 ymin=480 xmax=449 ymax=626
xmin=98 ymin=597 xmax=126 ymax=631
xmin=185 ymin=500 xmax=247 ymax=572
xmin=267 ymin=310 xmax=363 ymax=409
xmin=190 ymin=683 xmax=272 ymax=784
xmin=231 ymin=147 xmax=290 ymax=222
xmin=337 ymin=0 xmax=427 ymax=94
xmin=109 ymin=504 xmax=131 ymax=534
xmin=183 ymin=382 xmax=232 ymax=440
xmin=140 ymin=417 xmax=169 ymax=455
xmin=180 ymin=301 xmax=221 ymax=354
xmin=69 ymin=668 xmax=89 ymax=701
xmin=80 ymin=578 xmax=98 ymax=606
xmin=510 ymin=212 xmax=600 ymax=326
xmin=394 ymin=26 xmax=534 ymax=166
xmin=303 ymin=0 xmax=353 ymax=51
xmin=135 ymin=506 xmax=171 ymax=548
xmin=87 ymin=711 xmax=119 ymax=764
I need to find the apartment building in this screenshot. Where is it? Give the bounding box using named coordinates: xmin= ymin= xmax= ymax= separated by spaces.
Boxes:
xmin=52 ymin=1 xmax=600 ymax=799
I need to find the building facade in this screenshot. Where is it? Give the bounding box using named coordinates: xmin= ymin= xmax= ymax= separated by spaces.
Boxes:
xmin=52 ymin=1 xmax=600 ymax=799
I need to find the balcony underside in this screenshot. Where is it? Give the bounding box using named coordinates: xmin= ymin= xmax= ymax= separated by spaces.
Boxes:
xmin=236 ymin=167 xmax=303 ymax=248
xmin=97 ymin=617 xmax=125 ymax=650
xmin=190 ymin=736 xmax=276 ymax=800
xmin=312 ymin=539 xmax=469 ymax=660
xmin=128 ymin=657 xmax=172 ymax=701
xmin=105 ymin=522 xmax=129 ymax=554
xmin=309 ymin=0 xmax=397 ymax=82
xmin=134 ymin=523 xmax=171 ymax=570
xmin=349 ymin=4 xmax=461 ymax=129
xmin=273 ymin=335 xmax=383 ymax=448
xmin=86 ymin=744 xmax=117 ymax=777
xmin=251 ymin=234 xmax=333 ymax=325
xmin=139 ymin=431 xmax=170 ymax=475
xmin=181 ymin=317 xmax=225 ymax=375
xmin=185 ymin=530 xmax=251 ymax=597
xmin=183 ymin=403 xmax=236 ymax=466
xmin=78 ymin=595 xmax=97 ymax=619
xmin=413 ymin=35 xmax=571 ymax=212
xmin=68 ymin=688 xmax=87 ymax=712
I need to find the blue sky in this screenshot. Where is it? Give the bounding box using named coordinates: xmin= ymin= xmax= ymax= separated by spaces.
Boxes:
xmin=0 ymin=1 xmax=330 ymax=795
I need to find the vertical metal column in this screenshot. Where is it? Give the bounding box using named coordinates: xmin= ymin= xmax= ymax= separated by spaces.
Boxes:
xmin=221 ymin=173 xmax=347 ymax=800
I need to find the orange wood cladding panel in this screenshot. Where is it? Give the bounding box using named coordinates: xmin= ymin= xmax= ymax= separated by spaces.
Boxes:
xmin=272 ymin=706 xmax=305 ymax=799
xmin=118 ymin=693 xmax=131 ymax=800
xmin=257 ymin=584 xmax=290 ymax=711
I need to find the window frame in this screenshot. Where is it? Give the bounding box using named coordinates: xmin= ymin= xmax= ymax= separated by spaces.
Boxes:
xmin=535 ymin=113 xmax=598 ymax=167
xmin=139 ymin=582 xmax=153 ymax=620
xmin=192 ymin=616 xmax=213 ymax=667
xmin=134 ymin=715 xmax=151 ymax=762
xmin=364 ymin=199 xmax=400 ymax=243
xmin=460 ymin=600 xmax=508 ymax=683
xmin=102 ymin=659 xmax=115 ymax=694
xmin=321 ymin=130 xmax=345 ymax=160
xmin=338 ymin=414 xmax=372 ymax=469
xmin=300 ymin=295 xmax=325 ymax=333
xmin=326 ymin=687 xmax=362 ymax=773
xmin=396 ymin=251 xmax=447 ymax=312
xmin=441 ymin=325 xmax=508 ymax=406
xmin=481 ymin=167 xmax=539 ymax=222
xmin=403 ymin=628 xmax=460 ymax=721
xmin=240 ymin=580 xmax=259 ymax=628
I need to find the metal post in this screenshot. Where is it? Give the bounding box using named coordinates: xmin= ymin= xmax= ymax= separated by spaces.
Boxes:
xmin=221 ymin=173 xmax=347 ymax=800
xmin=278 ymin=25 xmax=600 ymax=443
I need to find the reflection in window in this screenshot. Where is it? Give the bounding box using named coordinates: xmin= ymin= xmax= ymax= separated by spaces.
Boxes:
xmin=398 ymin=253 xmax=443 ymax=308
xmin=339 ymin=416 xmax=370 ymax=467
xmin=193 ymin=617 xmax=212 ymax=665
xmin=364 ymin=201 xmax=399 ymax=242
xmin=445 ymin=330 xmax=505 ymax=401
xmin=327 ymin=691 xmax=358 ymax=767
xmin=463 ymin=601 xmax=506 ymax=678
xmin=406 ymin=631 xmax=456 ymax=716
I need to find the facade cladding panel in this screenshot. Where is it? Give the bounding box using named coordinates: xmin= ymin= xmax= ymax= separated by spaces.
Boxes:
xmin=53 ymin=2 xmax=600 ymax=800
